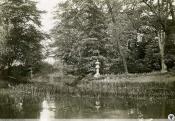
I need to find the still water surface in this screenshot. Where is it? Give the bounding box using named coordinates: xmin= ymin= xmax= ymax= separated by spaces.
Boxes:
xmin=0 ymin=94 xmax=174 ymax=119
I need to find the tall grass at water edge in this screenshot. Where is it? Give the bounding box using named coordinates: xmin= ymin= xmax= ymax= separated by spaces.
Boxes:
xmin=1 ymin=72 xmax=175 ymax=99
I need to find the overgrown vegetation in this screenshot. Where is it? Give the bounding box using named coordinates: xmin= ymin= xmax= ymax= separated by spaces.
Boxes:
xmin=0 ymin=0 xmax=175 ymax=84
xmin=52 ymin=0 xmax=175 ymax=75
xmin=0 ymin=0 xmax=49 ymax=81
xmin=1 ymin=72 xmax=175 ymax=98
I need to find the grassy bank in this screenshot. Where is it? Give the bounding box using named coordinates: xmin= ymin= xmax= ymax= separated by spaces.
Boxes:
xmin=1 ymin=72 xmax=175 ymax=99
xmin=78 ymin=72 xmax=175 ymax=98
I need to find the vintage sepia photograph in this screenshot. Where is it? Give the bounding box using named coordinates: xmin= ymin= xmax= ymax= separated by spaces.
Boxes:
xmin=0 ymin=0 xmax=175 ymax=120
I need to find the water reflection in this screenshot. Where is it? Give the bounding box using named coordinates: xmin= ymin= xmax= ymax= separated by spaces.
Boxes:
xmin=95 ymin=100 xmax=101 ymax=112
xmin=16 ymin=101 xmax=23 ymax=112
xmin=40 ymin=99 xmax=56 ymax=121
xmin=0 ymin=94 xmax=175 ymax=119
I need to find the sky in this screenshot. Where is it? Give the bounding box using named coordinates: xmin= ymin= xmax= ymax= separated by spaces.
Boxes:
xmin=36 ymin=0 xmax=64 ymax=64
xmin=36 ymin=0 xmax=60 ymax=33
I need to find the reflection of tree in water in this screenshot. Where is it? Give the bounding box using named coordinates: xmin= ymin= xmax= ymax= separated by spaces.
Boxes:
xmin=128 ymin=98 xmax=175 ymax=119
xmin=1 ymin=93 xmax=175 ymax=118
xmin=22 ymin=95 xmax=42 ymax=118
xmin=0 ymin=94 xmax=43 ymax=118
xmin=53 ymin=96 xmax=101 ymax=118
xmin=0 ymin=94 xmax=23 ymax=118
xmin=52 ymin=97 xmax=175 ymax=118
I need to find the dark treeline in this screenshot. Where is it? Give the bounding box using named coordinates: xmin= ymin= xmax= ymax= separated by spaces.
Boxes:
xmin=0 ymin=0 xmax=175 ymax=81
xmin=51 ymin=0 xmax=175 ymax=75
xmin=0 ymin=0 xmax=50 ymax=81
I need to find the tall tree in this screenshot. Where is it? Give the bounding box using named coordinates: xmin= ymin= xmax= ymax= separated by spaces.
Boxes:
xmin=124 ymin=0 xmax=175 ymax=72
xmin=141 ymin=0 xmax=175 ymax=72
xmin=0 ymin=0 xmax=46 ymax=80
xmin=105 ymin=0 xmax=129 ymax=73
xmin=0 ymin=0 xmax=46 ymax=74
xmin=52 ymin=0 xmax=113 ymax=75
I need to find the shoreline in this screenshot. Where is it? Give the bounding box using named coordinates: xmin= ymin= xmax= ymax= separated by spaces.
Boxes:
xmin=0 ymin=72 xmax=175 ymax=99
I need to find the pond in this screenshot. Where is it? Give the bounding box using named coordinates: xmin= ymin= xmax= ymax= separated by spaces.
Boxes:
xmin=0 ymin=93 xmax=174 ymax=119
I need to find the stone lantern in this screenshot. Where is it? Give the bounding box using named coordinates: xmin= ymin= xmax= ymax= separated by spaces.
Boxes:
xmin=94 ymin=60 xmax=100 ymax=78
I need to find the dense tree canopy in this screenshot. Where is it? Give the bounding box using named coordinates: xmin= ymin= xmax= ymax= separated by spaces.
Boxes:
xmin=52 ymin=0 xmax=115 ymax=75
xmin=0 ymin=0 xmax=47 ymax=80
xmin=0 ymin=0 xmax=174 ymax=79
xmin=52 ymin=0 xmax=175 ymax=75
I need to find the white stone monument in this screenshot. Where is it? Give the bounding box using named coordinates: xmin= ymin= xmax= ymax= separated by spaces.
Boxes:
xmin=94 ymin=60 xmax=100 ymax=78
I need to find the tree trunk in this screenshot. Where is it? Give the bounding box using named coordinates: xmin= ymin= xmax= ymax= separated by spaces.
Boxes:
xmin=115 ymin=30 xmax=128 ymax=73
xmin=120 ymin=46 xmax=128 ymax=73
xmin=158 ymin=30 xmax=167 ymax=73
xmin=106 ymin=0 xmax=128 ymax=74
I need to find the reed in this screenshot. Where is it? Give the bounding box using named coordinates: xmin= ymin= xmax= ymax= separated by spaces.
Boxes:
xmin=1 ymin=72 xmax=175 ymax=99
xmin=0 ymin=81 xmax=174 ymax=99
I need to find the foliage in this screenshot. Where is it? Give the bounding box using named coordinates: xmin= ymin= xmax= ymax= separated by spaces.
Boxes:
xmin=123 ymin=0 xmax=175 ymax=72
xmin=52 ymin=0 xmax=116 ymax=75
xmin=0 ymin=0 xmax=47 ymax=80
xmin=52 ymin=0 xmax=175 ymax=75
